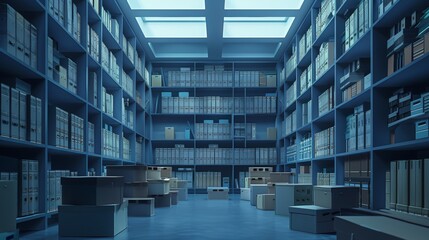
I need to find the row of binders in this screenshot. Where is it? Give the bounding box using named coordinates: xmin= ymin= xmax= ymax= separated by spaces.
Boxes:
xmin=0 ymin=83 xmax=42 ymax=143
xmin=194 ymin=172 xmax=222 ymax=189
xmin=48 ymin=0 xmax=81 ymax=43
xmin=0 ymin=4 xmax=38 ymax=70
xmin=154 ymin=147 xmax=277 ymax=165
xmin=345 ymin=105 xmax=371 ymax=152
xmin=315 ymin=41 xmax=335 ymax=80
xmin=318 ymin=86 xmax=334 ymax=116
xmin=101 ymin=6 xmax=119 ymax=43
xmin=122 ymin=135 xmax=130 ymax=161
xmin=122 ymin=98 xmax=134 ymax=130
xmin=135 ymin=139 xmax=143 ymax=162
xmin=342 ymin=0 xmax=372 ymax=53
xmin=314 ymin=126 xmax=335 ymax=157
xmin=48 ymin=37 xmax=78 ymax=94
xmin=87 ymin=24 xmax=100 ymax=61
xmin=172 ymin=170 xmax=193 ymax=189
xmin=286 ymin=81 xmax=297 ymax=107
xmin=388 ymin=159 xmax=429 ymax=216
xmin=47 ymin=169 xmax=77 ymax=213
xmin=302 ymin=100 xmax=312 ymax=126
xmin=299 ymin=134 xmax=313 ymax=161
xmin=21 ymin=160 xmax=39 ymax=216
xmin=122 ymin=35 xmax=136 ymax=65
xmin=160 ymin=95 xmax=276 ymax=114
xmin=299 ymin=64 xmax=313 ymax=95
xmin=50 ymin=106 xmax=84 ymax=151
xmin=101 ymin=87 xmax=114 ymax=117
xmin=315 ymin=0 xmax=335 ymax=38
xmin=344 ymin=154 xmax=370 ymax=208
xmin=316 ymin=172 xmax=336 ymax=186
xmin=101 ymin=42 xmax=120 ymax=83
xmin=287 ymin=143 xmax=297 ymax=163
xmin=286 ymin=48 xmax=297 ymax=78
xmin=195 ymin=121 xmax=231 ymax=140
xmin=102 ymin=124 xmax=120 ymax=158
xmin=121 ymin=69 xmax=134 ymax=98
xmin=298 ymin=25 xmax=312 ymax=61
xmin=233 ymin=123 xmax=257 ymax=140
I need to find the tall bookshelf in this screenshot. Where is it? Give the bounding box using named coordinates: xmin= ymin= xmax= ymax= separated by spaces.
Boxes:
xmin=0 ymin=0 xmax=150 ymax=230
xmin=150 ymin=62 xmax=278 ymax=193
xmin=279 ymin=0 xmax=429 ymax=216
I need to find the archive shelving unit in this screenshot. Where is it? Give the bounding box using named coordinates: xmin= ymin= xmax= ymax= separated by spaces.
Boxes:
xmin=0 ymin=0 xmax=151 ymax=230
xmin=149 ymin=62 xmax=278 ymax=193
xmin=278 ymin=0 xmax=429 ymax=213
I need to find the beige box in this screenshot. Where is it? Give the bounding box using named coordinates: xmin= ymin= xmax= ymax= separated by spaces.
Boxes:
xmin=267 ymin=128 xmax=277 ymax=140
xmin=148 ymin=179 xmax=170 ymax=195
xmin=123 ymin=182 xmax=148 ymax=198
xmin=151 ymin=75 xmax=162 ymax=87
xmin=59 ymin=200 xmax=128 ymax=237
xmin=240 ymin=188 xmax=250 ymax=201
xmin=154 ymin=193 xmax=171 ymax=208
xmin=207 ymin=187 xmax=229 ymax=200
xmin=266 ymin=75 xmax=277 ymax=87
xmin=245 ymin=177 xmax=269 ymax=188
xmin=270 ymin=172 xmax=293 ymax=183
xmin=165 ymin=127 xmax=175 ymax=140
xmin=0 ymin=180 xmax=17 ymax=232
xmin=257 ymin=194 xmax=275 ymax=210
xmin=159 ymin=167 xmax=172 ymax=179
xmin=126 ymin=197 xmax=154 ymax=217
xmin=147 ymin=167 xmax=162 ymax=180
xmin=249 ymin=167 xmax=273 ymax=178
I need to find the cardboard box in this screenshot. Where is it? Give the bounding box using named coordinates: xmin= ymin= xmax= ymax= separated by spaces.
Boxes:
xmin=170 ymin=190 xmax=178 ymax=205
xmin=154 ymin=193 xmax=171 ymax=208
xmin=159 ymin=167 xmax=172 ymax=179
xmin=267 ymin=183 xmax=276 ymax=194
xmin=275 ymin=183 xmax=313 ymax=216
xmin=249 ymin=167 xmax=272 ymax=178
xmin=61 ymin=176 xmax=124 ymax=206
xmin=245 ymin=177 xmax=268 ymax=188
xmin=126 ymin=197 xmax=154 ymax=217
xmin=0 ymin=180 xmax=17 ymax=232
xmin=106 ymin=165 xmax=147 ymax=182
xmin=289 ymin=205 xmax=338 ymax=233
xmin=147 ymin=167 xmax=162 ymax=180
xmin=207 ymin=187 xmax=229 ymax=200
xmin=269 ymin=172 xmax=292 ymax=183
xmin=250 ymin=184 xmax=268 ymax=206
xmin=58 ymin=200 xmax=128 ymax=237
xmin=151 ymin=75 xmax=162 ymax=87
xmin=148 ymin=179 xmax=170 ymax=195
xmin=257 ymin=194 xmax=275 ymax=210
xmin=123 ymin=182 xmax=148 ymax=198
xmin=267 ymin=127 xmax=277 ymax=140
xmin=165 ymin=127 xmax=175 ymax=140
xmin=240 ymin=188 xmax=250 ymax=201
xmin=176 ymin=180 xmax=188 ymax=189
xmin=266 ymin=75 xmax=277 ymax=87
xmin=313 ymin=186 xmax=360 ymax=209
xmin=172 ymin=187 xmax=188 ymax=201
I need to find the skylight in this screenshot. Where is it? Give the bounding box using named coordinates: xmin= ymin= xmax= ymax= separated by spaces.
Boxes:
xmin=225 ymin=0 xmax=304 ymax=10
xmin=148 ymin=42 xmax=208 ymax=58
xmin=136 ymin=17 xmax=207 ymax=38
xmin=128 ymin=0 xmax=205 ymax=10
xmin=223 ymin=17 xmax=294 ymax=38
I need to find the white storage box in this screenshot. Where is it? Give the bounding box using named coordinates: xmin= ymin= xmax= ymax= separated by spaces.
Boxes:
xmin=257 ymin=194 xmax=275 ymax=210
xmin=250 ymin=184 xmax=268 ymax=206
xmin=249 ymin=167 xmax=273 ymax=178
xmin=59 ymin=200 xmax=128 ymax=237
xmin=126 ymin=198 xmax=154 ymax=217
xmin=289 ymin=205 xmax=338 ymax=233
xmin=148 ymin=179 xmax=170 ymax=195
xmin=240 ymin=188 xmax=250 ymax=201
xmin=159 ymin=167 xmax=172 ymax=179
xmin=207 ymin=187 xmax=229 ymax=200
xmin=313 ymin=186 xmax=359 ymax=209
xmin=245 ymin=177 xmax=269 ymax=188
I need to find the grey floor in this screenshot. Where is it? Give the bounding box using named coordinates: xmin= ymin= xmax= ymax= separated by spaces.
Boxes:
xmin=21 ymin=195 xmax=336 ymax=240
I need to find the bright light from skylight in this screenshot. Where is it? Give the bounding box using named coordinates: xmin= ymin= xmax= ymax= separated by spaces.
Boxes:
xmin=223 ymin=17 xmax=294 ymax=38
xmin=128 ymin=0 xmax=205 ymax=10
xmin=136 ymin=17 xmax=207 ymax=38
xmin=225 ymin=0 xmax=304 ymax=10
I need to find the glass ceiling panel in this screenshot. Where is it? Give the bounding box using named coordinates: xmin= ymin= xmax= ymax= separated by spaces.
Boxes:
xmin=136 ymin=17 xmax=207 ymax=38
xmin=224 ymin=0 xmax=304 ymax=10
xmin=128 ymin=0 xmax=205 ymax=10
xmin=223 ymin=17 xmax=294 ymax=38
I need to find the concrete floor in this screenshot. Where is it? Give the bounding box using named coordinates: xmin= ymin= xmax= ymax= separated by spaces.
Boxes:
xmin=21 ymin=194 xmax=336 ymax=240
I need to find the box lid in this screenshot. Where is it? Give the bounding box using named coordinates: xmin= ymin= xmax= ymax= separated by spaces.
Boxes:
xmin=314 ymin=185 xmax=360 ymax=191
xmin=148 ymin=179 xmax=169 ymax=183
xmin=105 ymin=165 xmax=147 ymax=170
xmin=61 ymin=176 xmax=124 ymax=185
xmin=275 ymin=183 xmax=312 ymax=187
xmin=124 ymin=181 xmax=148 ymax=186
xmin=289 ymin=205 xmax=339 ymax=216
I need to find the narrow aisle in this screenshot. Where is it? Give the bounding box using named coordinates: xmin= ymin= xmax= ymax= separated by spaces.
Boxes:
xmin=21 ymin=195 xmax=336 ymax=240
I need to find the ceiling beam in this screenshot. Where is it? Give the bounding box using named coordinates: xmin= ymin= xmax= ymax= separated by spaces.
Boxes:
xmin=205 ymin=0 xmax=225 ymax=59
